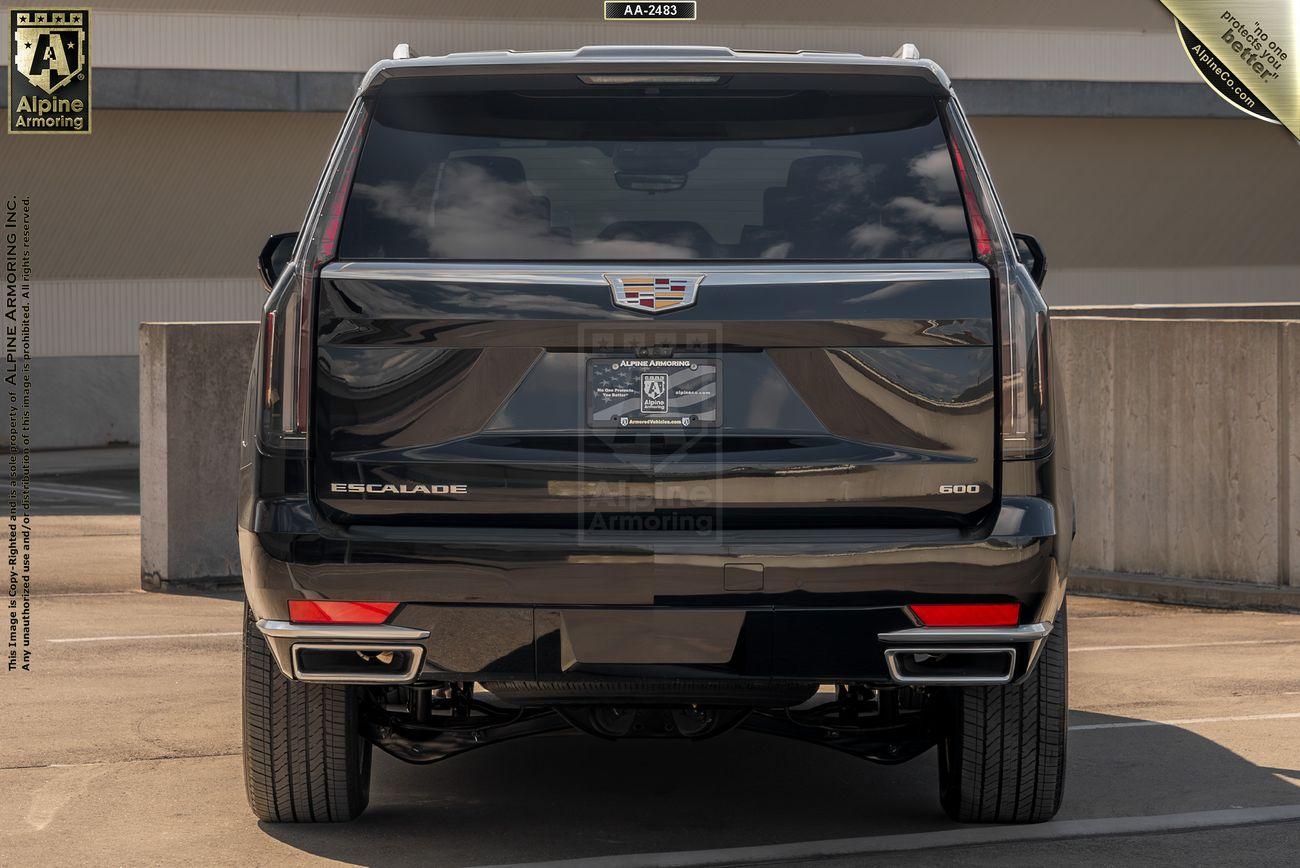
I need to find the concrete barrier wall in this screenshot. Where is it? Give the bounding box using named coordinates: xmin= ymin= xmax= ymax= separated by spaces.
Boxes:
xmin=139 ymin=322 xmax=259 ymax=590
xmin=136 ymin=316 xmax=1300 ymax=593
xmin=1057 ymin=317 xmax=1297 ymax=587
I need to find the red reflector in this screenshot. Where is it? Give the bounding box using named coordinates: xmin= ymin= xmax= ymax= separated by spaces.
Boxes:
xmin=288 ymin=600 xmax=398 ymax=625
xmin=909 ymin=603 xmax=1019 ymax=627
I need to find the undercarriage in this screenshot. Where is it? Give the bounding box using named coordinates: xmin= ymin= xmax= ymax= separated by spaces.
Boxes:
xmin=360 ymin=681 xmax=939 ymax=766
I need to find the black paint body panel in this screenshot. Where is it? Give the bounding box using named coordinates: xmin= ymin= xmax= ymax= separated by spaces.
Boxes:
xmin=241 ymin=264 xmax=1072 ymax=686
xmin=313 ymin=269 xmax=997 ymax=528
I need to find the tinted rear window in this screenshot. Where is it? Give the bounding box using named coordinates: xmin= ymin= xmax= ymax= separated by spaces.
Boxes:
xmin=338 ymin=87 xmax=972 ymax=262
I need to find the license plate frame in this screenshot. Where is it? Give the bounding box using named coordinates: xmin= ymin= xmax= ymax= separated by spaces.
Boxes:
xmin=586 ymin=357 xmax=720 ymax=429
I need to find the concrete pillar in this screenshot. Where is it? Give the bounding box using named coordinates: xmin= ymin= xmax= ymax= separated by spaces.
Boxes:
xmin=139 ymin=322 xmax=259 ymax=591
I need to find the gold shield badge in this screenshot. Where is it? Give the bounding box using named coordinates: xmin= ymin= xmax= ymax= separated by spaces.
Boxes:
xmin=8 ymin=9 xmax=91 ymax=133
xmin=13 ymin=10 xmax=85 ymax=94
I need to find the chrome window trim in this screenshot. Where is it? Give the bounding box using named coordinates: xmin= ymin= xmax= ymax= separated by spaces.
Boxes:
xmin=321 ymin=262 xmax=989 ymax=285
xmin=257 ymin=618 xmax=430 ymax=641
xmin=878 ymin=621 xmax=1052 ymax=643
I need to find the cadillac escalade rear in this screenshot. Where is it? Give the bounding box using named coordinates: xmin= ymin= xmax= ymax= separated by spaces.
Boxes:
xmin=239 ymin=45 xmax=1071 ymax=825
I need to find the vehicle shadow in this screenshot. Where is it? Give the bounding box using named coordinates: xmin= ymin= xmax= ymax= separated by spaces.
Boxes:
xmin=259 ymin=709 xmax=1300 ymax=866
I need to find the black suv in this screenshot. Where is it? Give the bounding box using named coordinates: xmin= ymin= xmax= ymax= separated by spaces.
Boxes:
xmin=241 ymin=44 xmax=1070 ymax=825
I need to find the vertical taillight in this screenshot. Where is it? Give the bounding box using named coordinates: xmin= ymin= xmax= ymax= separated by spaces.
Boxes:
xmin=262 ymin=309 xmax=277 ymax=408
xmin=951 ymin=145 xmax=992 ymax=261
xmin=944 ymin=100 xmax=1052 ymax=460
xmin=999 ymin=279 xmax=1051 ymax=458
xmin=261 ymin=261 xmax=304 ymax=442
xmin=261 ymin=102 xmax=370 ymax=444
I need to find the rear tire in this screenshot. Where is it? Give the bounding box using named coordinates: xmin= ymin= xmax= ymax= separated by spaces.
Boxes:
xmin=242 ymin=604 xmax=372 ymax=822
xmin=936 ymin=601 xmax=1067 ymax=823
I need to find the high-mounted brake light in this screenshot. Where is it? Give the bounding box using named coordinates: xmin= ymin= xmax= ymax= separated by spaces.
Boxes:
xmin=909 ymin=603 xmax=1020 ymax=627
xmin=288 ymin=600 xmax=399 ymax=625
xmin=578 ymin=74 xmax=724 ymax=85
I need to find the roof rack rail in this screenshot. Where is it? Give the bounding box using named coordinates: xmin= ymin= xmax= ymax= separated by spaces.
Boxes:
xmin=891 ymin=43 xmax=920 ymax=60
xmin=392 ymin=43 xmax=412 ymax=61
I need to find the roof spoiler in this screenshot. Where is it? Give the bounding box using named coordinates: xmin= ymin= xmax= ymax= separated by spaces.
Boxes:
xmin=361 ymin=43 xmax=952 ymax=96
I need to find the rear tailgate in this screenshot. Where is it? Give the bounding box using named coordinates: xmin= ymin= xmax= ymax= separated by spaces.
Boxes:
xmin=313 ymin=263 xmax=995 ymax=529
xmin=310 ymin=76 xmax=997 ymax=530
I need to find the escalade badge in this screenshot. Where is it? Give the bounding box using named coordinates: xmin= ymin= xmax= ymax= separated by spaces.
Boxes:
xmin=329 ymin=482 xmax=467 ymax=496
xmin=606 ymin=274 xmax=704 ymax=314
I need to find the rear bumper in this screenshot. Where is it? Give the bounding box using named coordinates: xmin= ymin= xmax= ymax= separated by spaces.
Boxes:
xmin=244 ymin=495 xmax=1066 ymax=690
xmin=257 ymin=614 xmax=1053 ymax=688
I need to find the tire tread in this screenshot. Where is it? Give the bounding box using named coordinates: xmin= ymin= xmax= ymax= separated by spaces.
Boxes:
xmin=241 ymin=606 xmax=370 ymax=823
xmin=938 ymin=602 xmax=1068 ymax=823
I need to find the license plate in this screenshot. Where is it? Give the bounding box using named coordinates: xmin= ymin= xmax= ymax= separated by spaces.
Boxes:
xmin=587 ymin=358 xmax=719 ymax=429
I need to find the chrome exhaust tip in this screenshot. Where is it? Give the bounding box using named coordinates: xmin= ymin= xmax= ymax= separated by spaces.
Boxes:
xmin=884 ymin=647 xmax=1015 ymax=686
xmin=291 ymin=643 xmax=424 ymax=684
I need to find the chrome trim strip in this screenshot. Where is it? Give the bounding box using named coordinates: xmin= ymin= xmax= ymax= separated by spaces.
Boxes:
xmin=257 ymin=619 xmax=430 ymax=641
xmin=878 ymin=622 xmax=1052 ymax=643
xmin=322 ymin=262 xmax=988 ymax=285
xmin=884 ymin=647 xmax=1016 ymax=686
xmin=291 ymin=643 xmax=425 ymax=684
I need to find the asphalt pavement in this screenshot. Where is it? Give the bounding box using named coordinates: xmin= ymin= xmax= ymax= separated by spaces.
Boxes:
xmin=30 ymin=447 xmax=140 ymax=515
xmin=3 ymin=511 xmax=1299 ymax=866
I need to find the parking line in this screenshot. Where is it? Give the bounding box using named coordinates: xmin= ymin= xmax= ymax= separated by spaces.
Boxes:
xmin=1071 ymin=711 xmax=1300 ymax=731
xmin=37 ymin=591 xmax=143 ymax=598
xmin=1073 ymin=638 xmax=1300 ymax=652
xmin=31 ymin=483 xmax=133 ymax=501
xmin=47 ymin=631 xmax=240 ymax=643
xmin=474 ymin=804 xmax=1300 ymax=868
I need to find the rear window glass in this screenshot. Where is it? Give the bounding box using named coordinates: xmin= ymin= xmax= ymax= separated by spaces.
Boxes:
xmin=338 ymin=87 xmax=972 ymax=262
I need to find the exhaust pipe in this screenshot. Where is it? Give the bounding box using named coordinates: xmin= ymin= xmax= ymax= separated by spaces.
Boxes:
xmin=884 ymin=647 xmax=1015 ymax=686
xmin=291 ymin=643 xmax=424 ymax=684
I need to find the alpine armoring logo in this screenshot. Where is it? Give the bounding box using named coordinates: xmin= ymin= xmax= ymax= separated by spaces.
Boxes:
xmin=8 ymin=8 xmax=91 ymax=134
